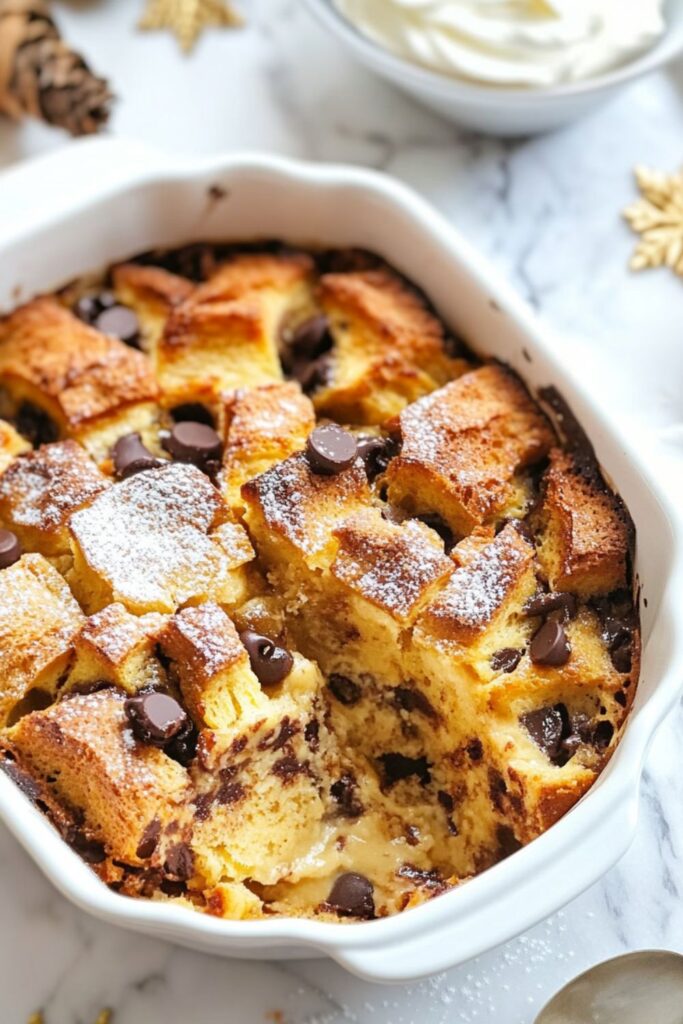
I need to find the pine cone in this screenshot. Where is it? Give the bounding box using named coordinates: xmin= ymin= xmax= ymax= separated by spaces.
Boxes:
xmin=0 ymin=0 xmax=112 ymax=136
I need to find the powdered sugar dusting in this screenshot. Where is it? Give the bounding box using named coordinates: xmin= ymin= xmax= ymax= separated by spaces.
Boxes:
xmin=426 ymin=526 xmax=531 ymax=634
xmin=250 ymin=453 xmax=367 ymax=556
xmin=332 ymin=515 xmax=453 ymax=620
xmin=69 ymin=463 xmax=240 ymax=612
xmin=0 ymin=440 xmax=109 ymax=531
xmin=169 ymin=602 xmax=244 ymax=676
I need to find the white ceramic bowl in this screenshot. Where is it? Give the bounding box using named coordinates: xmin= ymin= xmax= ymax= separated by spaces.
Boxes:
xmin=0 ymin=141 xmax=682 ymax=982
xmin=305 ymin=0 xmax=683 ymax=135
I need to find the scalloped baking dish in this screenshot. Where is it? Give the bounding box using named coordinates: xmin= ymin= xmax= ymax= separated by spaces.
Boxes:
xmin=0 ymin=141 xmax=681 ymax=983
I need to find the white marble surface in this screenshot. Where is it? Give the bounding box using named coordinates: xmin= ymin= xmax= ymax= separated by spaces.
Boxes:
xmin=0 ymin=2 xmax=682 ymax=1021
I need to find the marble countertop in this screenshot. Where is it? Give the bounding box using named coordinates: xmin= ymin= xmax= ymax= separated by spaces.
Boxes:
xmin=0 ymin=2 xmax=682 ymax=1021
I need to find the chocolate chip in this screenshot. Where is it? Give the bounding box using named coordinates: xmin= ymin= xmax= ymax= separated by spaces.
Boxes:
xmin=496 ymin=825 xmax=522 ymax=859
xmin=162 ymin=421 xmax=222 ymax=470
xmin=272 ymin=755 xmax=309 ymax=783
xmin=525 ymin=591 xmax=578 ymax=622
xmin=417 ymin=514 xmax=455 ymax=553
xmin=164 ymin=719 xmax=197 ymax=766
xmin=136 ymin=818 xmax=161 ymax=859
xmin=377 ymin=753 xmax=431 ymax=788
xmin=216 ymin=780 xmax=246 ymax=805
xmin=67 ymin=830 xmax=107 ymax=864
xmin=285 ymin=314 xmax=332 ymax=365
xmin=437 ymin=790 xmax=454 ymax=813
xmin=112 ymin=433 xmax=161 ymax=479
xmin=297 ymin=354 xmax=333 ymax=395
xmin=327 ymin=674 xmax=361 ymax=706
xmin=356 ymin=435 xmax=396 ymax=481
xmin=610 ymin=640 xmax=632 ymax=674
xmin=95 ymin=305 xmax=141 ymax=347
xmin=15 ymin=402 xmax=58 ymax=447
xmin=125 ymin=692 xmax=189 ymax=747
xmin=170 ymin=403 xmax=215 ymax=427
xmin=304 ymin=719 xmax=320 ymax=751
xmin=240 ymin=630 xmax=293 ymax=686
xmin=529 ymin=619 xmax=571 ymax=666
xmin=0 ymin=529 xmax=21 ymax=569
xmin=330 ymin=773 xmax=364 ymax=818
xmin=327 ymin=872 xmax=375 ymax=919
xmin=164 ymin=842 xmax=194 ymax=880
xmin=74 ymin=295 xmax=100 ymax=322
xmin=466 ymin=738 xmax=483 ymax=761
xmin=593 ymin=720 xmax=614 ymax=750
xmin=490 ymin=648 xmax=523 ymax=673
xmin=392 ymin=686 xmax=438 ymax=720
xmin=520 ymin=706 xmax=564 ymax=761
xmin=305 ymin=424 xmax=357 ymax=475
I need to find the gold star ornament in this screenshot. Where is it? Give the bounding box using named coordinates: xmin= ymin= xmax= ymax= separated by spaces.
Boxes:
xmin=623 ymin=165 xmax=683 ymax=277
xmin=139 ymin=0 xmax=243 ymax=53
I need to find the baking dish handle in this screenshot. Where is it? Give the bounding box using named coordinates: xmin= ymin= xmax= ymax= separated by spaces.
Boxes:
xmin=328 ymin=792 xmax=636 ymax=982
xmin=0 ymin=137 xmax=177 ymax=243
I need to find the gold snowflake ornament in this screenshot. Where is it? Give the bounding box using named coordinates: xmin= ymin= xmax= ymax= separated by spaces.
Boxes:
xmin=139 ymin=0 xmax=243 ymax=53
xmin=623 ymin=165 xmax=683 ymax=277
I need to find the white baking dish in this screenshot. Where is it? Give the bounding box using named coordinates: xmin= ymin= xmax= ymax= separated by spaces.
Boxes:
xmin=0 ymin=140 xmax=681 ymax=983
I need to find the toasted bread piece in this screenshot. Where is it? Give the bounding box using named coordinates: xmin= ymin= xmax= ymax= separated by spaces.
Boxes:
xmin=5 ymin=689 xmax=190 ymax=865
xmin=0 ymin=419 xmax=30 ymax=474
xmin=242 ymin=451 xmax=371 ymax=570
xmin=219 ymin=383 xmax=315 ymax=513
xmin=417 ymin=524 xmax=537 ymax=649
xmin=534 ymin=448 xmax=630 ymax=597
xmin=0 ymin=553 xmax=84 ymax=726
xmin=0 ymin=298 xmax=160 ymax=457
xmin=156 ymin=252 xmax=314 ymax=408
xmin=313 ymin=269 xmax=469 ymax=423
xmin=112 ymin=263 xmax=194 ymax=355
xmin=385 ymin=366 xmax=554 ymax=536
xmin=68 ymin=463 xmax=254 ymax=614
xmin=0 ymin=441 xmax=109 ymax=558
xmin=67 ymin=604 xmax=167 ymax=694
xmin=160 ymin=603 xmax=267 ymax=731
xmin=331 ymin=509 xmax=454 ymax=626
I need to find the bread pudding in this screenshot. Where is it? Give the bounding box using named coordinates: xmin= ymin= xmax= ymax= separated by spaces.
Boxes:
xmin=0 ymin=243 xmax=639 ymax=922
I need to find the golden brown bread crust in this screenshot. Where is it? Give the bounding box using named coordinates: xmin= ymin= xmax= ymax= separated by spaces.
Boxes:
xmin=331 ymin=510 xmax=454 ymax=624
xmin=242 ymin=451 xmax=371 ymax=564
xmin=160 ymin=602 xmax=265 ymax=731
xmin=418 ymin=524 xmax=536 ymax=645
xmin=220 ymin=383 xmax=315 ymax=511
xmin=193 ymin=251 xmax=315 ymax=303
xmin=535 ymin=448 xmax=630 ymax=597
xmin=314 ymin=269 xmax=468 ymax=423
xmin=68 ymin=604 xmax=167 ymax=694
xmin=6 ymin=688 xmax=190 ymax=865
xmin=0 ymin=440 xmax=109 ymax=557
xmin=0 ymin=298 xmax=159 ymax=431
xmin=112 ymin=263 xmax=195 ymax=355
xmin=0 ymin=554 xmax=84 ymax=727
xmin=385 ymin=365 xmax=555 ymax=536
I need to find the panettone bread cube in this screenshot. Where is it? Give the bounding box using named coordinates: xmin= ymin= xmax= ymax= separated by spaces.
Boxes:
xmin=68 ymin=463 xmax=254 ymax=614
xmin=112 ymin=263 xmax=194 ymax=356
xmin=5 ymin=688 xmax=190 ymax=866
xmin=67 ymin=603 xmax=167 ymax=694
xmin=313 ymin=268 xmax=468 ymax=424
xmin=160 ymin=602 xmax=266 ymax=731
xmin=0 ymin=419 xmax=29 ymax=474
xmin=385 ymin=365 xmax=554 ymax=536
xmin=534 ymin=448 xmax=631 ymax=597
xmin=0 ymin=553 xmax=84 ymax=727
xmin=219 ymin=383 xmax=315 ymax=513
xmin=0 ymin=297 xmax=160 ymax=460
xmin=155 ymin=252 xmax=314 ymax=408
xmin=0 ymin=441 xmax=109 ymax=559
xmin=0 ymin=242 xmax=641 ymax=925
xmin=242 ymin=451 xmax=371 ymax=570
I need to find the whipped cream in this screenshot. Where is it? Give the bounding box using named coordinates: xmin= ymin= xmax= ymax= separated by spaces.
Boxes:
xmin=333 ymin=0 xmax=666 ymax=88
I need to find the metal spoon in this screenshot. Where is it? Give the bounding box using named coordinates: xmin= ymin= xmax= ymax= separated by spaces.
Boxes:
xmin=535 ymin=950 xmax=683 ymax=1024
